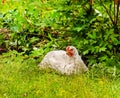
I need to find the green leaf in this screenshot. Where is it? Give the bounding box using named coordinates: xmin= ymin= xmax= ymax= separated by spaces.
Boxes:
xmin=99 ymin=47 xmax=106 ymax=52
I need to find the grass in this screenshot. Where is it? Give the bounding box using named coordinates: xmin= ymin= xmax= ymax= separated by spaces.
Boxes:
xmin=0 ymin=51 xmax=120 ymax=98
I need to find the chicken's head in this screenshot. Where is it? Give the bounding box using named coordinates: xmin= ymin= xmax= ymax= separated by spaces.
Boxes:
xmin=66 ymin=46 xmax=78 ymax=57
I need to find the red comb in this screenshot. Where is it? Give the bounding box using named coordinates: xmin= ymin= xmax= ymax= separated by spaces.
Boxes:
xmin=66 ymin=46 xmax=70 ymax=51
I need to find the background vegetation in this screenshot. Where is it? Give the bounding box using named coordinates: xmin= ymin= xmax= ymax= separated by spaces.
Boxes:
xmin=0 ymin=0 xmax=120 ymax=97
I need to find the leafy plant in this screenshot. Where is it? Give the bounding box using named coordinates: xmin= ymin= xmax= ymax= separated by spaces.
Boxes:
xmin=0 ymin=0 xmax=120 ymax=68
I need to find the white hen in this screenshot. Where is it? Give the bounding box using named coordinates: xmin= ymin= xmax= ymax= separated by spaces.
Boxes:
xmin=38 ymin=46 xmax=88 ymax=75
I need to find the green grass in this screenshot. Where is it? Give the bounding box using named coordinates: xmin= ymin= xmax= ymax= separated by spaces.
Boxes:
xmin=0 ymin=52 xmax=120 ymax=98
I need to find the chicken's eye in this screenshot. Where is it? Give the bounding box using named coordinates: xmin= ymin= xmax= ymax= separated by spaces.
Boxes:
xmin=70 ymin=48 xmax=74 ymax=51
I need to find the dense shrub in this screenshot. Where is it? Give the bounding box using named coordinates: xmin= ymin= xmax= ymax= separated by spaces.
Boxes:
xmin=0 ymin=0 xmax=120 ymax=68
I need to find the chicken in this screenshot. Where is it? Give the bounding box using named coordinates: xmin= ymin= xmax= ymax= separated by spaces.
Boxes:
xmin=38 ymin=46 xmax=88 ymax=75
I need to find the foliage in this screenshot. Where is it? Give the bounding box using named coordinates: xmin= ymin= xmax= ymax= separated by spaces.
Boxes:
xmin=0 ymin=0 xmax=120 ymax=68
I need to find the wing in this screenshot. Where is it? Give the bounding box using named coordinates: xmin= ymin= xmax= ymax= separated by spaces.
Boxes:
xmin=38 ymin=50 xmax=67 ymax=70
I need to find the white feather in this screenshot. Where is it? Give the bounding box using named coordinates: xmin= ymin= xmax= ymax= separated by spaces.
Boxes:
xmin=38 ymin=46 xmax=88 ymax=75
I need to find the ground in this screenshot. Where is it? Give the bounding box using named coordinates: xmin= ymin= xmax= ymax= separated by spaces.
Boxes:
xmin=0 ymin=52 xmax=120 ymax=98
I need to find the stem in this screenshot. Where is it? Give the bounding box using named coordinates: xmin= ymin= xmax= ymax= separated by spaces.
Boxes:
xmin=116 ymin=1 xmax=120 ymax=25
xmin=114 ymin=0 xmax=116 ymax=25
xmin=90 ymin=0 xmax=93 ymax=14
xmin=99 ymin=0 xmax=114 ymax=25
